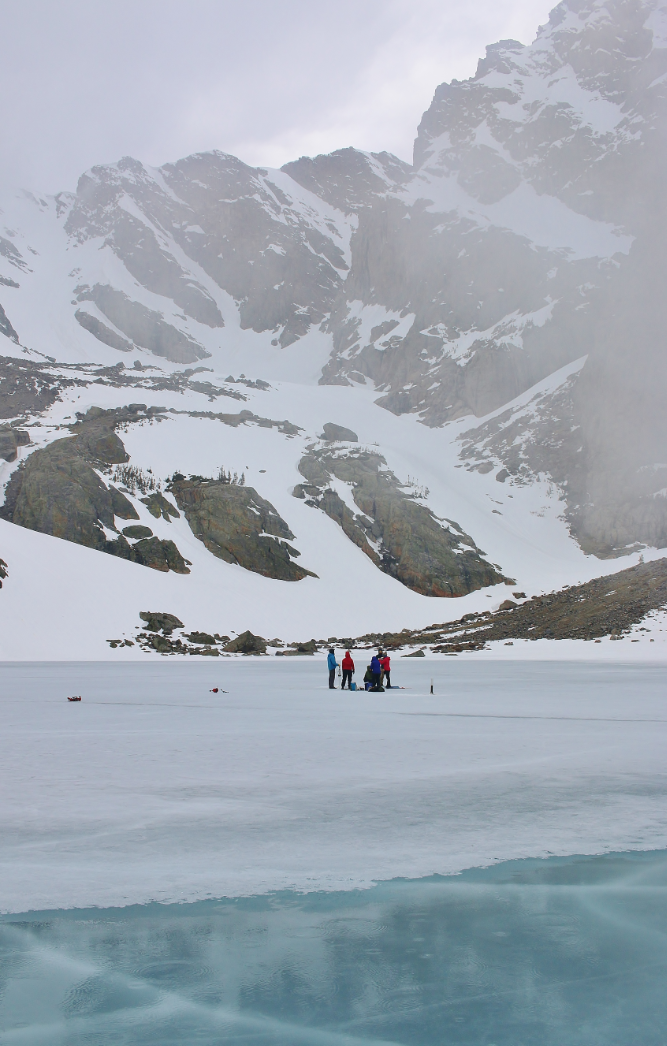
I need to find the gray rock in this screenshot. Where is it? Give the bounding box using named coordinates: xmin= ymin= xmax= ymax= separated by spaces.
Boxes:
xmin=0 ymin=304 xmax=19 ymax=344
xmin=282 ymin=148 xmax=411 ymax=213
xmin=320 ymin=422 xmax=358 ymax=442
xmin=74 ymin=309 xmax=134 ymax=353
xmin=139 ymin=611 xmax=184 ymax=634
xmin=0 ymin=427 xmax=29 ymax=462
xmin=223 ymin=630 xmax=267 ymax=654
xmin=170 ymin=475 xmax=316 ymax=582
xmin=296 ymin=445 xmax=504 ymax=596
xmin=122 ymin=525 xmax=153 ymax=540
xmin=74 ymin=284 xmax=209 ymax=363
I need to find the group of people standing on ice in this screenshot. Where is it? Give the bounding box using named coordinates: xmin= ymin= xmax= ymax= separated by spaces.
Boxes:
xmin=327 ymin=649 xmax=391 ymax=691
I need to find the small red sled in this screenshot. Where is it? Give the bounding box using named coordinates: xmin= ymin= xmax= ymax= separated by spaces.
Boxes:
xmin=67 ymin=696 xmax=82 ymax=702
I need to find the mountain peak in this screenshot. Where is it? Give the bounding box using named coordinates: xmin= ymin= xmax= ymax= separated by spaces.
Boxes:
xmin=474 ymin=39 xmax=526 ymax=79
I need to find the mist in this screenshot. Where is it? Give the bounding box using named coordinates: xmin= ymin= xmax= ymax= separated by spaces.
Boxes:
xmin=1 ymin=0 xmax=554 ymax=194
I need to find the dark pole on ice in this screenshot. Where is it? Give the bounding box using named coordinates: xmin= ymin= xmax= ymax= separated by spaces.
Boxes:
xmin=430 ymin=678 xmax=434 ymax=695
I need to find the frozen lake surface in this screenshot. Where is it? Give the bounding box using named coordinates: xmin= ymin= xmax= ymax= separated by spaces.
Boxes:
xmin=2 ymin=850 xmax=667 ymax=1045
xmin=2 ymin=660 xmax=667 ymax=912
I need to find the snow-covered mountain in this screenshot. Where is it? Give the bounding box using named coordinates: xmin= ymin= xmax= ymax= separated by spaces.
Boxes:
xmin=1 ymin=0 xmax=666 ymax=658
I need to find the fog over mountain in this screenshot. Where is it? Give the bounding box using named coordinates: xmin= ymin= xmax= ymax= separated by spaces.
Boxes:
xmin=0 ymin=0 xmax=666 ymax=656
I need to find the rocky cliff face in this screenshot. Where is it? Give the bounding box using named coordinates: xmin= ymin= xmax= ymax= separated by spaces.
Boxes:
xmin=295 ymin=444 xmax=505 ymax=595
xmin=64 ymin=152 xmax=357 ymax=356
xmin=315 ymin=0 xmax=667 ymax=556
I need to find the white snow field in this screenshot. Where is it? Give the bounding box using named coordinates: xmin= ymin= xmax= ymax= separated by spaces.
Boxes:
xmin=1 ymin=369 xmax=665 ymax=660
xmin=2 ymin=658 xmax=667 ymax=914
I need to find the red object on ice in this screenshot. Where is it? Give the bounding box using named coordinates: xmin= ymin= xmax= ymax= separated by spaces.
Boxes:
xmin=67 ymin=696 xmax=82 ymax=702
xmin=210 ymin=688 xmax=219 ymax=693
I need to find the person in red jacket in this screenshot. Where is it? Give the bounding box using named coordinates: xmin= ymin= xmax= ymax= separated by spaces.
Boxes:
xmin=341 ymin=650 xmax=355 ymax=689
xmin=380 ymin=652 xmax=391 ymax=689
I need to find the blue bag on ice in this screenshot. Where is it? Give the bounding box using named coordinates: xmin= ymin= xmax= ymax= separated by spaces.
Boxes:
xmin=350 ymin=682 xmax=356 ymax=691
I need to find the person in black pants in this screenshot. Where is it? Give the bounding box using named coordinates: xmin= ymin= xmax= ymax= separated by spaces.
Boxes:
xmin=341 ymin=650 xmax=355 ymax=689
xmin=380 ymin=651 xmax=391 ymax=689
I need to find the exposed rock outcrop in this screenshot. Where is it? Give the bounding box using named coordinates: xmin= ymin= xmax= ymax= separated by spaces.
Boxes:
xmin=0 ymin=427 xmax=30 ymax=462
xmin=0 ymin=304 xmax=19 ymax=344
xmin=129 ymin=536 xmax=189 ymax=573
xmin=140 ymin=492 xmax=180 ymax=520
xmin=0 ymin=356 xmax=68 ymax=419
xmin=320 ymin=422 xmax=358 ymax=442
xmin=122 ymin=525 xmax=153 ymax=539
xmin=295 ymin=446 xmax=504 ymax=596
xmin=0 ymin=407 xmax=189 ymax=573
xmin=223 ymin=630 xmax=267 ymax=654
xmin=139 ymin=611 xmax=183 ymax=633
xmin=346 ymin=559 xmax=667 ymax=651
xmin=74 ymin=309 xmax=134 ymax=353
xmin=185 ymin=631 xmax=216 ymax=645
xmin=130 ymin=614 xmax=266 ymax=656
xmin=169 ymin=475 xmax=314 ymax=581
xmin=169 ymin=408 xmax=301 ymax=436
xmin=74 ymin=284 xmax=210 ymax=363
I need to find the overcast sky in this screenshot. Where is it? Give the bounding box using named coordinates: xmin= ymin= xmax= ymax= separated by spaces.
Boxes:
xmin=1 ymin=0 xmax=554 ymax=195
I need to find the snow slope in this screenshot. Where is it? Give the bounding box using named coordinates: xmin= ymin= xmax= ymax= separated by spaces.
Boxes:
xmin=1 ymin=363 xmax=662 ymax=661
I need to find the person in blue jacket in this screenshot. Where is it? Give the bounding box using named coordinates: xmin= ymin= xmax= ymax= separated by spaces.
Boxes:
xmin=327 ymin=648 xmax=338 ymax=689
xmin=370 ymin=653 xmax=382 ymax=689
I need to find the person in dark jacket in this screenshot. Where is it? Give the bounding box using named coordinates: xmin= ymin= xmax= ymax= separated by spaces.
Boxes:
xmin=364 ymin=664 xmax=374 ymax=690
xmin=370 ymin=654 xmax=382 ymax=689
xmin=341 ymin=650 xmax=355 ymax=689
xmin=327 ymin=648 xmax=338 ymax=689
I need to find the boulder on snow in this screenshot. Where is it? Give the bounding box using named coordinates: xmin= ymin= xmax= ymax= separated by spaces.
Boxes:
xmin=139 ymin=611 xmax=184 ymax=634
xmin=132 ymin=537 xmax=189 ymax=573
xmin=185 ymin=631 xmax=216 ymax=645
xmin=320 ymin=422 xmax=358 ymax=442
xmin=223 ymin=630 xmax=267 ymax=654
